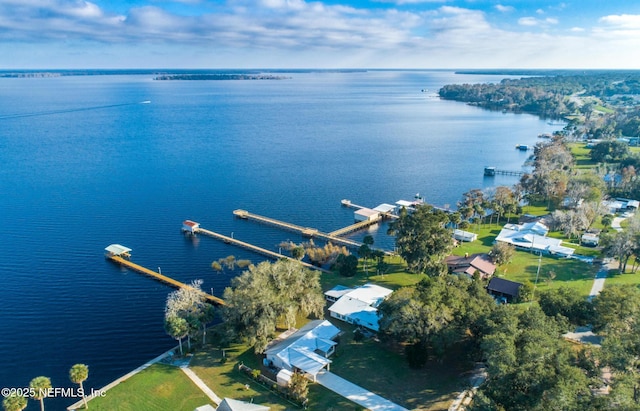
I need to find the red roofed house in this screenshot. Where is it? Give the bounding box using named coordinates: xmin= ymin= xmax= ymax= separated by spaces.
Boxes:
xmin=444 ymin=253 xmax=496 ymax=280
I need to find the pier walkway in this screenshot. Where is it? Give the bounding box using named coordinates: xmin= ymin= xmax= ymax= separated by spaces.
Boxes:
xmin=329 ymin=219 xmax=379 ymax=237
xmin=195 ymin=227 xmax=331 ymax=274
xmin=109 ymin=255 xmax=225 ymax=305
xmin=232 ymin=209 xmax=383 ymax=252
xmin=484 ymin=167 xmax=524 ymax=177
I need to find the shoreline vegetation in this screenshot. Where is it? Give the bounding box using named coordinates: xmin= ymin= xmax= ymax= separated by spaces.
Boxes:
xmin=0 ymin=68 xmax=368 ymax=78
xmin=153 ymin=74 xmax=291 ymax=81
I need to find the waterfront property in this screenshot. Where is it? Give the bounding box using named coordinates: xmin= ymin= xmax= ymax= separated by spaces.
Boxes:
xmin=495 ymin=222 xmax=575 ymax=257
xmin=326 ymin=283 xmax=393 ymax=332
xmin=264 ymin=320 xmax=341 ymax=382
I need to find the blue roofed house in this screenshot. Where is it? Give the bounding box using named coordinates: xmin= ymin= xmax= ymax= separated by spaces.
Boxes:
xmin=264 ymin=320 xmax=341 ymax=382
xmin=326 ymin=283 xmax=393 ymax=332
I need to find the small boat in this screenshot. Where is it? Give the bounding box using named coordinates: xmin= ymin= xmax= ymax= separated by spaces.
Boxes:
xmin=516 ymin=144 xmax=530 ymax=151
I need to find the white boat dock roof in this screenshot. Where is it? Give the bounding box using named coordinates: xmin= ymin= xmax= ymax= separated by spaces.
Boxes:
xmin=373 ymin=203 xmax=396 ymax=213
xmin=395 ymin=200 xmax=414 ymax=207
xmin=105 ymin=244 xmax=132 ymax=255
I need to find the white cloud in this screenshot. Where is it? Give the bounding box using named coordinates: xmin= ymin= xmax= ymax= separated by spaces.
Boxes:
xmin=0 ymin=0 xmax=638 ymax=68
xmin=495 ymin=4 xmax=514 ymax=13
xmin=599 ymin=14 xmax=640 ymax=29
xmin=518 ymin=17 xmax=538 ymax=26
xmin=518 ymin=16 xmax=558 ymax=27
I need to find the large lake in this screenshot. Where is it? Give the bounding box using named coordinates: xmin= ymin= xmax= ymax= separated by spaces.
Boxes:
xmin=0 ymin=70 xmax=560 ymax=408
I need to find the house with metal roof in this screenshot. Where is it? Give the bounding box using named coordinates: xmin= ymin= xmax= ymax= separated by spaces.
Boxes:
xmin=326 ymin=283 xmax=393 ymax=331
xmin=486 ymin=277 xmax=522 ymax=303
xmin=264 ymin=320 xmax=340 ymax=381
xmin=453 ymin=229 xmax=478 ymax=242
xmin=216 ymin=398 xmax=270 ymax=411
xmin=495 ymin=223 xmax=574 ymax=257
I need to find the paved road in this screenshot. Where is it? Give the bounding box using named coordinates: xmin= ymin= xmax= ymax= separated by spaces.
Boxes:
xmin=316 ymin=370 xmax=409 ymax=411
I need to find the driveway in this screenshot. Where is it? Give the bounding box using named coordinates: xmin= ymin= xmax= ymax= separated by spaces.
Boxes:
xmin=316 ymin=370 xmax=409 ymax=411
xmin=612 ymin=217 xmax=625 ymax=232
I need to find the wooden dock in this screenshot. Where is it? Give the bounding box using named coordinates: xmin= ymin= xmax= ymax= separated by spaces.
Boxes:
xmin=484 ymin=167 xmax=524 ymax=177
xmin=108 ymin=254 xmax=225 ymax=305
xmin=328 ymin=219 xmax=379 ymax=237
xmin=194 ymin=227 xmax=332 ymax=273
xmin=232 ymin=209 xmax=366 ymax=249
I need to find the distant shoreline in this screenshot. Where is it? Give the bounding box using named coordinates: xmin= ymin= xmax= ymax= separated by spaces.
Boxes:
xmin=0 ymin=69 xmax=367 ymax=78
xmin=153 ymin=74 xmax=290 ymax=81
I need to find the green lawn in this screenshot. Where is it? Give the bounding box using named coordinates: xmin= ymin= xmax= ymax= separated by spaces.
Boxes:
xmin=189 ymin=340 xmax=365 ymax=411
xmin=328 ymin=320 xmax=464 ymax=411
xmin=85 ymin=363 xmax=211 ymax=411
xmin=320 ymin=255 xmax=427 ymax=292
xmin=452 ymin=224 xmax=600 ymax=297
xmin=567 ymin=142 xmax=597 ymax=169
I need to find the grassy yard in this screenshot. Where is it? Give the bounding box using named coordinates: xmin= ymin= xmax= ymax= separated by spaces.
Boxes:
xmin=568 ymin=142 xmax=597 ymax=169
xmin=190 ymin=339 xmax=365 ymax=411
xmin=452 ymin=223 xmax=600 ymax=297
xmin=320 ymin=255 xmax=427 ymax=293
xmin=85 ymin=363 xmax=210 ymax=411
xmin=328 ymin=321 xmax=464 ymax=411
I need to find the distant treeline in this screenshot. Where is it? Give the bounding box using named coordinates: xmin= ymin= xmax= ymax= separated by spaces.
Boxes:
xmin=154 ymin=74 xmax=290 ymax=81
xmin=439 ymin=72 xmax=640 ymax=118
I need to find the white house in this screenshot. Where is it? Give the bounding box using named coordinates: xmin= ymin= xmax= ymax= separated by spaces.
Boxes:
xmin=264 ymin=320 xmax=340 ymax=381
xmin=326 ymin=283 xmax=393 ymax=332
xmin=216 ymin=398 xmax=270 ymax=411
xmin=495 ymin=222 xmax=574 ymax=257
xmin=581 ymin=232 xmax=600 ymax=246
xmin=453 ymin=229 xmax=477 ymax=242
xmin=324 ymin=285 xmax=352 ymax=303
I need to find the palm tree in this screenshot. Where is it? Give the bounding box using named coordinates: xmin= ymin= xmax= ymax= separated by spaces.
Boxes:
xmin=2 ymin=394 xmax=27 ymax=411
xmin=69 ymin=364 xmax=89 ymax=409
xmin=29 ymin=376 xmax=51 ymax=411
xmin=165 ymin=314 xmax=189 ymax=355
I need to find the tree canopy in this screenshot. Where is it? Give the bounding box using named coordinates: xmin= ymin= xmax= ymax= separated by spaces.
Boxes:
xmin=475 ymin=305 xmax=595 ymax=411
xmin=387 ymin=205 xmax=453 ymax=274
xmin=222 ymin=259 xmax=325 ymax=352
xmin=378 ymin=275 xmax=496 ymax=365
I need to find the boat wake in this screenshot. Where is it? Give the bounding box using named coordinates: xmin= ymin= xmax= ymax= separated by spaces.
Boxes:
xmin=0 ymin=100 xmax=151 ymax=120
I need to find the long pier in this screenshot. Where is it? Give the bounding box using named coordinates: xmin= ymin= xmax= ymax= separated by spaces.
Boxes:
xmin=195 ymin=227 xmax=332 ymax=273
xmin=108 ymin=255 xmax=225 ymax=305
xmin=232 ymin=209 xmax=366 ymax=249
xmin=484 ymin=167 xmax=524 ymax=177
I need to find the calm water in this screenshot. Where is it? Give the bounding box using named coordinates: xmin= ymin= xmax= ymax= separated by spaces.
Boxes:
xmin=0 ymin=70 xmax=560 ymax=408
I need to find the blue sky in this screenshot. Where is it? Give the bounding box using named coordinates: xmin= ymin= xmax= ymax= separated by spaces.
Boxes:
xmin=1 ymin=0 xmax=639 ymax=68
